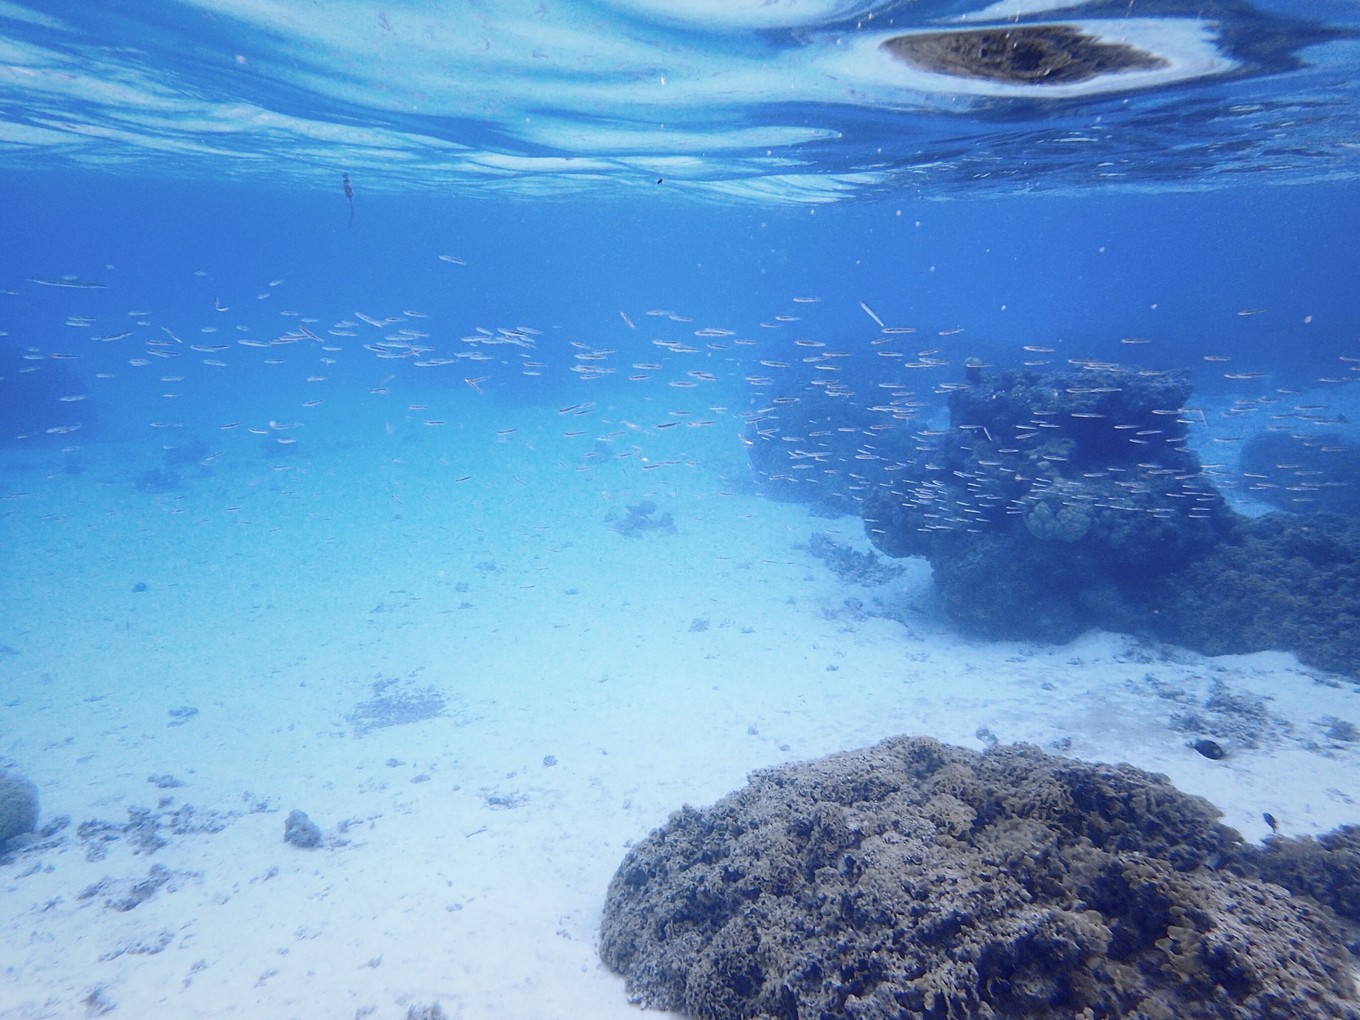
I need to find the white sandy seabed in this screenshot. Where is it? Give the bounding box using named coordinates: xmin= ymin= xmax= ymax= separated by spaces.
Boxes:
xmin=1 ymin=412 xmax=1358 ymax=1020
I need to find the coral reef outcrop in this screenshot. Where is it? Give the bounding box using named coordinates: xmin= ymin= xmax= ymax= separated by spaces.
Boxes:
xmin=861 ymin=365 xmax=1360 ymax=674
xmin=601 ymin=735 xmax=1360 ymax=1020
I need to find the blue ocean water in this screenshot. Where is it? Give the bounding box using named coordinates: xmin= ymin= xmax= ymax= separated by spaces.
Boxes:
xmin=6 ymin=173 xmax=1359 ymax=449
xmin=0 ymin=1 xmax=1356 ymax=449
xmin=3 ymin=0 xmax=1360 ymax=1016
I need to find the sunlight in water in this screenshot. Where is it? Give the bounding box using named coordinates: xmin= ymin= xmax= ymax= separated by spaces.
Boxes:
xmin=0 ymin=0 xmax=1354 ymax=199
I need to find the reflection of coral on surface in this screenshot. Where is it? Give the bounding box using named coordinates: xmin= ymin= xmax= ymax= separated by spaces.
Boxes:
xmin=601 ymin=735 xmax=1360 ymax=1020
xmin=862 ymin=366 xmax=1360 ymax=675
xmin=882 ymin=25 xmax=1169 ymax=85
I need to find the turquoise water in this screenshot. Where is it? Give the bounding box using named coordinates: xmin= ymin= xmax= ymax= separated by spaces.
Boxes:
xmin=3 ymin=1 xmax=1360 ymax=1017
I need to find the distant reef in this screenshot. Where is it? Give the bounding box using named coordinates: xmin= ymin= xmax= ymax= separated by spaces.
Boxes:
xmin=746 ymin=384 xmax=914 ymax=518
xmin=601 ymin=734 xmax=1360 ymax=1020
xmin=0 ymin=344 xmax=98 ymax=444
xmin=859 ymin=364 xmax=1360 ymax=676
xmin=1239 ymin=429 xmax=1360 ymax=516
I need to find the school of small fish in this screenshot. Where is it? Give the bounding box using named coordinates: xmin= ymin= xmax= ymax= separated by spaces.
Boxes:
xmin=3 ymin=260 xmax=1357 ymax=517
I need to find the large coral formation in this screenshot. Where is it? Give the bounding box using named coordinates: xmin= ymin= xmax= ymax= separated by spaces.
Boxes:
xmin=1149 ymin=511 xmax=1360 ymax=677
xmin=1250 ymin=824 xmax=1360 ymax=930
xmin=601 ymin=735 xmax=1360 ymax=1020
xmin=861 ymin=365 xmax=1360 ymax=674
xmin=862 ymin=365 xmax=1229 ymax=639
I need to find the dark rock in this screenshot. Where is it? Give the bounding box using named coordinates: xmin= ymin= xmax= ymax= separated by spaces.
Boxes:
xmin=284 ymin=809 xmax=322 ymax=849
xmin=1194 ymin=738 xmax=1227 ymax=760
xmin=0 ymin=769 xmax=39 ymax=847
xmin=601 ymin=735 xmax=1360 ymax=1020
xmin=167 ymin=706 xmax=198 ymax=727
xmin=82 ymin=987 xmax=115 ymax=1015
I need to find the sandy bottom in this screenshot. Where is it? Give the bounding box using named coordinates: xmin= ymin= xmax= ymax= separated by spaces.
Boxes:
xmin=2 ymin=418 xmax=1358 ymax=1019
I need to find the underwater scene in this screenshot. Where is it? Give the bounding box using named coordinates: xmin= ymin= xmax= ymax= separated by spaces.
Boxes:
xmin=3 ymin=0 xmax=1360 ymax=1017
